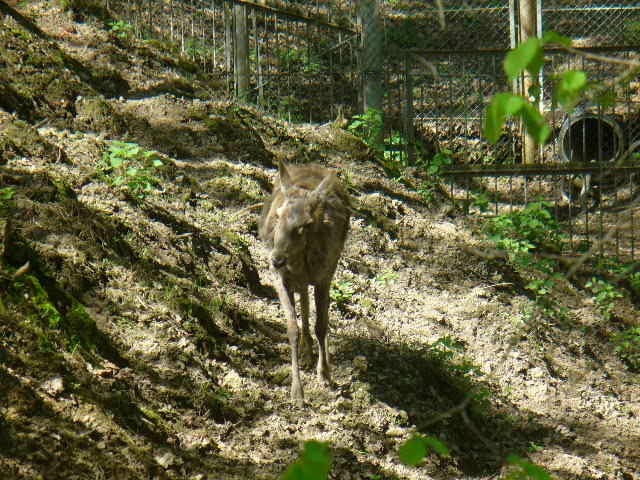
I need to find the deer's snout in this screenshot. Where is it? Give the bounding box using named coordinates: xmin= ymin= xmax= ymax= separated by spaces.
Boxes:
xmin=272 ymin=255 xmax=286 ymax=269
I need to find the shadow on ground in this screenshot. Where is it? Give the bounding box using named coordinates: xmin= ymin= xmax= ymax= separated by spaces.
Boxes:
xmin=339 ymin=335 xmax=552 ymax=477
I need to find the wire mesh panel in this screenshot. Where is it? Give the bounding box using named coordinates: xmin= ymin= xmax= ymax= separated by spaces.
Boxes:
xmin=382 ymin=0 xmax=513 ymax=51
xmin=393 ymin=51 xmax=520 ymax=165
xmin=101 ymin=0 xmax=360 ymax=122
xmin=542 ymin=1 xmax=640 ymax=48
xmin=382 ymin=0 xmax=640 ymax=169
xmin=245 ymin=7 xmax=360 ymax=122
xmin=542 ymin=49 xmax=640 ymax=165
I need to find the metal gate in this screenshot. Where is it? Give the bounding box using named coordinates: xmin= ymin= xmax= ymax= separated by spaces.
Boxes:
xmin=443 ymin=162 xmax=640 ymax=259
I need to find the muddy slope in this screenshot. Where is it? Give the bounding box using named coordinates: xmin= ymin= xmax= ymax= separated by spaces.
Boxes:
xmin=1 ymin=2 xmax=639 ymax=479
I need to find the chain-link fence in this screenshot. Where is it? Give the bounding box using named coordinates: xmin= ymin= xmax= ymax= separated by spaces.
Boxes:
xmin=383 ymin=0 xmax=513 ymax=51
xmin=383 ymin=0 xmax=640 ymax=166
xmin=376 ymin=1 xmax=640 ymax=258
xmin=102 ymin=0 xmax=361 ymax=122
xmin=542 ymin=1 xmax=640 ymax=48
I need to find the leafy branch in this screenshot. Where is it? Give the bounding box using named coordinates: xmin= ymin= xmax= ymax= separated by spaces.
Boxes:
xmin=484 ymin=31 xmax=640 ymax=145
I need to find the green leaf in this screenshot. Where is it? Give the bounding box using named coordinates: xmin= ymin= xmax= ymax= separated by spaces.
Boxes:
xmin=521 ymin=103 xmax=552 ymax=144
xmin=484 ymin=93 xmax=524 ymax=144
xmin=423 ymin=436 xmax=450 ymax=457
xmin=507 ymin=454 xmax=552 ymax=480
xmin=554 ymin=70 xmax=588 ymax=108
xmin=348 ymin=119 xmax=363 ymax=131
xmin=129 ymin=147 xmax=141 ymax=158
xmin=0 ymin=187 xmax=15 ymax=201
xmin=399 ymin=435 xmax=428 ymax=466
xmin=399 ymin=434 xmax=450 ymax=466
xmin=152 ymin=159 xmax=164 ymax=168
xmin=282 ymin=441 xmax=331 ymax=480
xmin=542 ymin=31 xmax=572 ymax=46
xmin=503 ymin=94 xmax=526 ymax=114
xmin=110 ymin=157 xmax=124 ymax=168
xmin=504 ymin=38 xmax=544 ymax=80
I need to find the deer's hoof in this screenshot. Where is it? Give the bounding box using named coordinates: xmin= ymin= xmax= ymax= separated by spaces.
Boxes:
xmin=291 ymin=385 xmax=304 ymax=407
xmin=317 ymin=364 xmax=332 ymax=385
xmin=301 ymin=346 xmax=315 ymax=370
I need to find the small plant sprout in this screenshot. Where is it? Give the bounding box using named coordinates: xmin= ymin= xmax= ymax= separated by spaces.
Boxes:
xmin=585 ymin=277 xmax=623 ymax=322
xmin=330 ymin=280 xmax=356 ymax=310
xmin=374 ymin=270 xmax=399 ymax=286
xmin=108 ymin=20 xmax=134 ymax=39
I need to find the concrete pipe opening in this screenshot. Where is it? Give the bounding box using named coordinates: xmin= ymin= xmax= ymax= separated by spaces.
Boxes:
xmin=558 ymin=113 xmax=623 ymax=163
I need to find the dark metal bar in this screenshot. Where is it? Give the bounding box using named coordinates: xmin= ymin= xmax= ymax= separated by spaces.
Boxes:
xmin=465 ymin=177 xmax=470 ymax=215
xmin=494 ymin=176 xmax=498 ymax=215
xmin=585 ymin=198 xmax=591 ymax=256
xmin=614 ymin=171 xmax=620 ymax=258
xmin=442 ymin=162 xmax=640 ymax=177
xmin=631 ymin=172 xmax=636 ymax=260
xmin=568 ymin=182 xmax=574 ymax=253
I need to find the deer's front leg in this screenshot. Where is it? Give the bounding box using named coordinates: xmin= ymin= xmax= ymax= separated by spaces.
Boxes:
xmin=314 ymin=282 xmax=331 ymax=384
xmin=277 ymin=277 xmax=304 ymax=406
xmin=299 ymin=285 xmax=315 ymax=369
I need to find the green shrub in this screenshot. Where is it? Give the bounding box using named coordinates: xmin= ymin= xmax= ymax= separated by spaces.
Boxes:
xmin=348 ymin=108 xmax=384 ymax=154
xmin=585 ymin=277 xmax=623 ymax=321
xmin=330 ymin=280 xmax=355 ymax=311
xmin=485 ymin=200 xmax=565 ymax=262
xmin=107 ymin=20 xmax=134 ymax=39
xmin=98 ymin=141 xmax=165 ymax=199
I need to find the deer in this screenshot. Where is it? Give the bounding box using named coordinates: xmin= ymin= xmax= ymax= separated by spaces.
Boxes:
xmin=259 ymin=160 xmax=351 ymax=406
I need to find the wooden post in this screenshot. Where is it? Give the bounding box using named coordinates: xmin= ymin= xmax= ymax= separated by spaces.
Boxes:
xmin=403 ymin=55 xmax=416 ymax=165
xmin=224 ymin=1 xmax=233 ymax=72
xmin=519 ymin=0 xmax=538 ymax=164
xmin=233 ymin=3 xmax=249 ymax=101
xmin=358 ymin=0 xmax=383 ymax=113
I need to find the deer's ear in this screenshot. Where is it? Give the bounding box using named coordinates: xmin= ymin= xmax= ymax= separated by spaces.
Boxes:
xmin=306 ymin=173 xmax=335 ymax=219
xmin=278 ymin=160 xmax=293 ymax=195
xmin=310 ymin=172 xmax=336 ymax=200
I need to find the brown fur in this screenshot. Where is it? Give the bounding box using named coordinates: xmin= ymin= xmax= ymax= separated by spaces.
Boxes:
xmin=259 ymin=161 xmax=350 ymax=406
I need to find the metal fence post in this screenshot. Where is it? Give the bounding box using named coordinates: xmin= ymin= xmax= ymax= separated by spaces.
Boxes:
xmin=233 ymin=2 xmax=249 ymax=101
xmin=403 ymin=54 xmax=416 ymax=165
xmin=358 ymin=0 xmax=383 ymax=114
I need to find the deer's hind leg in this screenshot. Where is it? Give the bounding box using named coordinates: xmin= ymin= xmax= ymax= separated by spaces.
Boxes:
xmin=298 ymin=285 xmax=315 ymax=369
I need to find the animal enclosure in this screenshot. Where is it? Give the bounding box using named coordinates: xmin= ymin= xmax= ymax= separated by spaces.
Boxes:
xmin=100 ymin=0 xmax=361 ymax=122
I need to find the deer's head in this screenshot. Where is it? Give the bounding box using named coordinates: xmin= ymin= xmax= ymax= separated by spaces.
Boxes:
xmin=270 ymin=160 xmax=336 ymax=272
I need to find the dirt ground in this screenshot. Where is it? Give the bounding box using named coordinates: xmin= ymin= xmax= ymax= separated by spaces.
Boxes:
xmin=0 ymin=2 xmax=639 ymax=479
